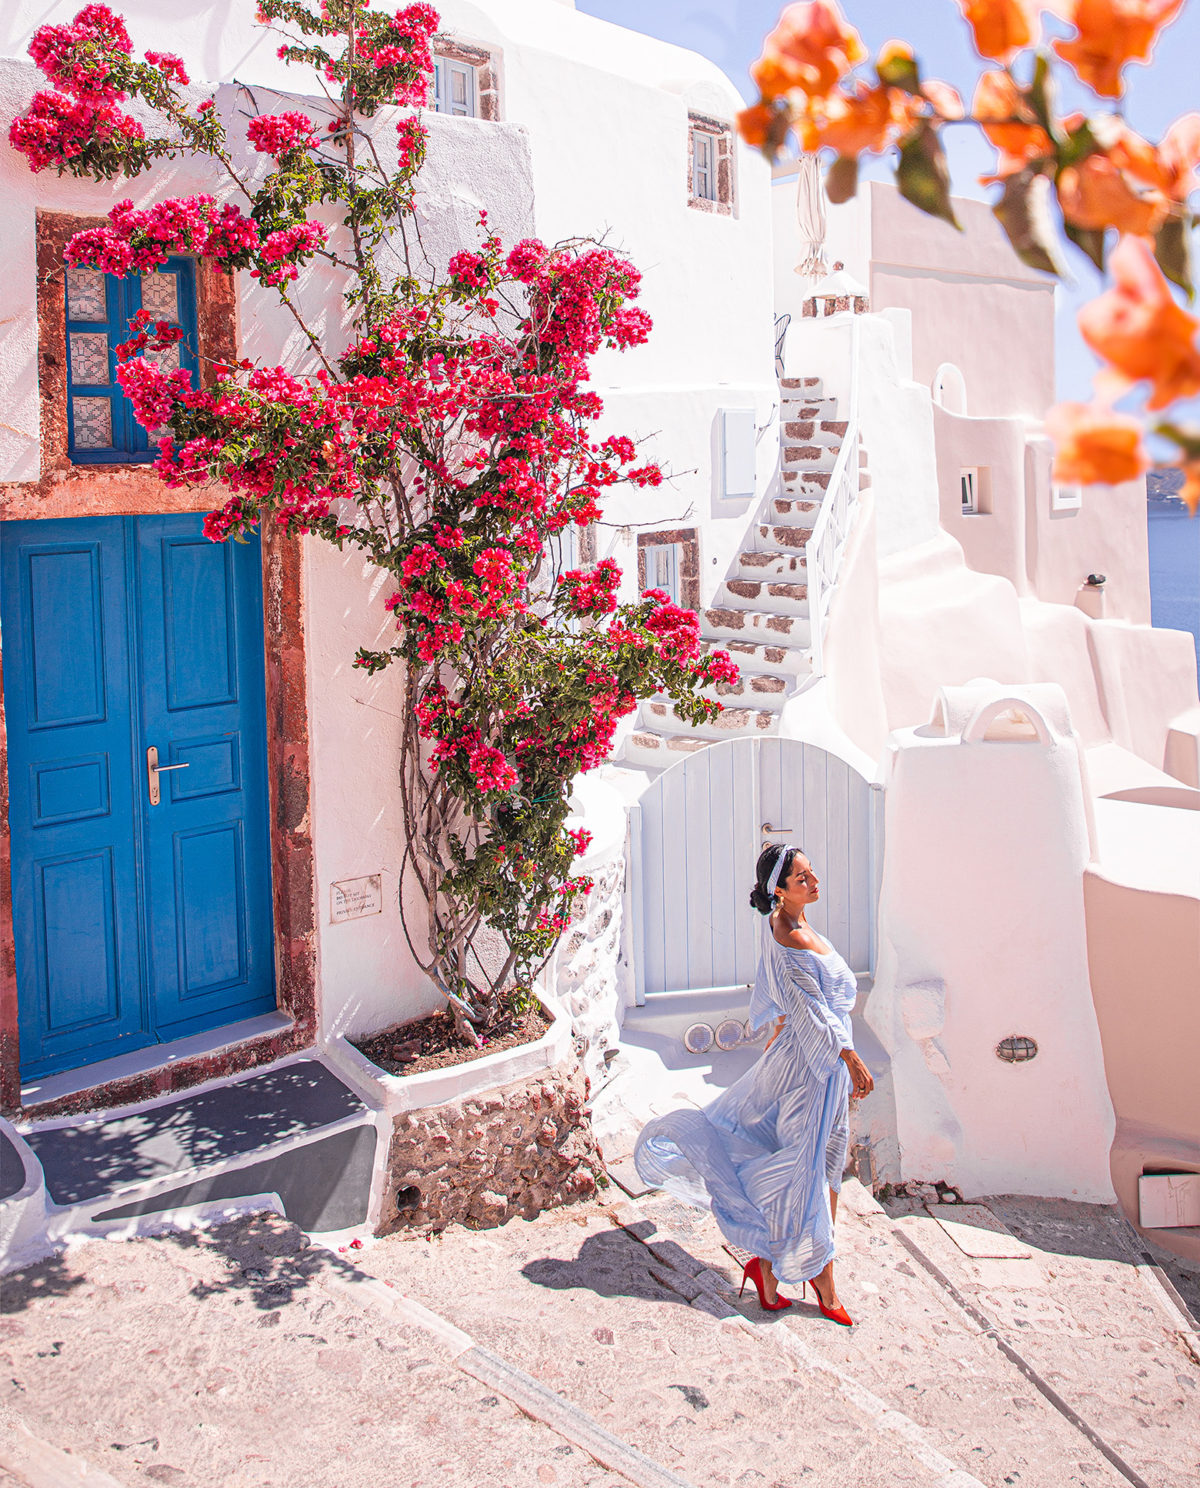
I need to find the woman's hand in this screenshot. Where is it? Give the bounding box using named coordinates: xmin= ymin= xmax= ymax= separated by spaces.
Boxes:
xmin=763 ymin=1015 xmax=785 ymax=1052
xmin=840 ymin=1047 xmax=874 ymax=1099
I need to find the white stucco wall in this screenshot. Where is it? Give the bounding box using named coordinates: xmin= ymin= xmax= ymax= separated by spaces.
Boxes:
xmin=868 ymin=684 xmax=1116 ymax=1202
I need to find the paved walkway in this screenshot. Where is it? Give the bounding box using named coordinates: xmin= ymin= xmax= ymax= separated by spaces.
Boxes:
xmin=1 ymin=1178 xmax=1196 ymax=1488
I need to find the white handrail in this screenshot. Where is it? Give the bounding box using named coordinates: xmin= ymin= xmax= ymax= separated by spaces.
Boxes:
xmin=805 ymin=314 xmax=862 ymax=678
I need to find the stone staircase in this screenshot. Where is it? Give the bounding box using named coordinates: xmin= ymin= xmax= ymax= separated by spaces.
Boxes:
xmin=626 ymin=375 xmax=869 ymax=770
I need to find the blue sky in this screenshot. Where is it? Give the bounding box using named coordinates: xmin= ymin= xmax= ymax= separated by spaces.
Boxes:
xmin=574 ymin=0 xmax=1200 ymax=410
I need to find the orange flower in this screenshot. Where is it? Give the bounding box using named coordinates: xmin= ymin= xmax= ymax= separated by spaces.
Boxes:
xmin=1181 ymin=460 xmax=1200 ymax=515
xmin=1057 ymin=154 xmax=1168 ymax=236
xmin=1044 ymin=401 xmax=1148 ymax=485
xmin=973 ymin=70 xmax=1053 ymax=167
xmin=751 ymin=1 xmax=867 ymax=101
xmin=921 ymin=78 xmax=966 ymax=123
xmin=1053 ymin=0 xmax=1184 ymax=99
xmin=955 ymin=0 xmax=1038 ymax=62
xmin=1158 ymin=112 xmax=1200 ymax=200
xmin=1078 ymin=235 xmax=1200 ymax=410
xmin=738 ymin=101 xmax=778 ymax=149
xmin=798 ymin=83 xmax=909 ymax=157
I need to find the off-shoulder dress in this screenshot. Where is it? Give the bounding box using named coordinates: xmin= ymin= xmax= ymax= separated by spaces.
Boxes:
xmin=633 ymin=916 xmax=857 ymax=1283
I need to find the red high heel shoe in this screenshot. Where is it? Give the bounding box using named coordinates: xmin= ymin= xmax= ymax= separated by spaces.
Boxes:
xmin=739 ymin=1257 xmax=793 ymax=1311
xmin=804 ymin=1278 xmax=853 ymax=1326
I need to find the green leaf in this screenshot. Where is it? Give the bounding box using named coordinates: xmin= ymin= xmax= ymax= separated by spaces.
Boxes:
xmin=1063 ymin=218 xmax=1107 ymax=273
xmin=896 ymin=122 xmax=960 ymax=230
xmin=825 ymin=153 xmax=860 ymax=205
xmin=1154 ymin=420 xmax=1200 ymax=461
xmin=877 ymin=48 xmax=921 ymax=95
xmin=1056 ymin=118 xmax=1100 ymax=171
xmin=1154 ymin=213 xmax=1195 ymax=301
xmin=1028 ymin=51 xmax=1064 ymax=146
xmin=992 ymin=167 xmax=1066 ymax=278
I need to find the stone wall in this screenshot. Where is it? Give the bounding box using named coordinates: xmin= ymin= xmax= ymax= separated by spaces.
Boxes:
xmin=378 ymin=1060 xmax=604 ymax=1234
xmin=550 ymin=836 xmax=627 ymax=1088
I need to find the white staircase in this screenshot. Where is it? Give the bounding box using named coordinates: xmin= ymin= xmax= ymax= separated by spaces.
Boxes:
xmin=626 ymin=361 xmax=869 ymax=770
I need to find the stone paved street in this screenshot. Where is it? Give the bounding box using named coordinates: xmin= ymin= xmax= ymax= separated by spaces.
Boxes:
xmin=1 ymin=1179 xmax=1196 ymax=1488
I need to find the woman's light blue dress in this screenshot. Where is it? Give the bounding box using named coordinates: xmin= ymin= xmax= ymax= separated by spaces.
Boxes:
xmin=633 ymin=917 xmax=857 ymax=1284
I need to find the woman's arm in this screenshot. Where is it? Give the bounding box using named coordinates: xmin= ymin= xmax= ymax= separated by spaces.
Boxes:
xmin=839 ymin=1046 xmax=874 ymax=1098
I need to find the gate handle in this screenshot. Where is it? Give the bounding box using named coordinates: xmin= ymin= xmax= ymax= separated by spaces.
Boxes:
xmin=761 ymin=822 xmax=793 ymax=834
xmin=146 ymin=745 xmax=190 ymax=806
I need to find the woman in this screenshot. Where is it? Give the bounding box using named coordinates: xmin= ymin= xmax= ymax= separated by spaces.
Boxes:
xmin=633 ymin=843 xmax=874 ymax=1323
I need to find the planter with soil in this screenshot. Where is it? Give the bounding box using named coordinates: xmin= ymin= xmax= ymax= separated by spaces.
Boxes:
xmin=326 ymin=990 xmax=604 ymax=1234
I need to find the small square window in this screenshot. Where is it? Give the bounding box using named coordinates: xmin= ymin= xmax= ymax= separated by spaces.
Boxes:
xmin=65 ymin=258 xmax=198 ymax=463
xmin=960 ymin=467 xmax=988 ymax=514
xmin=434 ymin=56 xmax=477 ymax=117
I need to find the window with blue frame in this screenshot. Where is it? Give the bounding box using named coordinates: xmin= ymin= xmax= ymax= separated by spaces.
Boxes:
xmin=65 ymin=256 xmax=199 ymax=463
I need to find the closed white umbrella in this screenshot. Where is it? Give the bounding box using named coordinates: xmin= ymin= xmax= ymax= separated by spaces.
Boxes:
xmin=794 ymin=152 xmax=829 ymax=279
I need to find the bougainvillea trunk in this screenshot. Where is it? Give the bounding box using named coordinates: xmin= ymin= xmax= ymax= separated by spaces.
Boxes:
xmin=11 ymin=0 xmax=739 ymax=1043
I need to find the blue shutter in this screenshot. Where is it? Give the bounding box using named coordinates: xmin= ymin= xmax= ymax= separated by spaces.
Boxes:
xmin=66 ymin=256 xmax=199 ymax=464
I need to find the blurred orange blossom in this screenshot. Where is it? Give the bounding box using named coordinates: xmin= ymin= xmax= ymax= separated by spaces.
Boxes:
xmin=1077 ymin=236 xmax=1200 ymax=411
xmin=1053 ymin=0 xmax=1185 ymax=98
xmin=750 ymin=0 xmax=867 ymax=101
xmin=1044 ymin=401 xmax=1149 ymax=485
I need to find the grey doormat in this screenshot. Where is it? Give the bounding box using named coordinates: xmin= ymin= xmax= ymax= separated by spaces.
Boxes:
xmin=26 ymin=1060 xmax=366 ymax=1206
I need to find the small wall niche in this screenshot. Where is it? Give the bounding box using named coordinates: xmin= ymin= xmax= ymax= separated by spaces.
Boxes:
xmin=960 ymin=466 xmax=991 ymax=516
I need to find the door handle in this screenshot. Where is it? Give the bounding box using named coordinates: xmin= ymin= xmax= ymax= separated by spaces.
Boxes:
xmin=761 ymin=822 xmax=793 ymax=834
xmin=146 ymin=745 xmax=190 ymax=806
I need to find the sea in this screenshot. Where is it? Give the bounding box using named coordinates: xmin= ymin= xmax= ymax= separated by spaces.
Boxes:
xmin=1147 ymin=492 xmax=1200 ymax=689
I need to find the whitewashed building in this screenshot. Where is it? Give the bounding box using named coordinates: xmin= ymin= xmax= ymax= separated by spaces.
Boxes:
xmin=1 ymin=0 xmax=1197 ymax=1266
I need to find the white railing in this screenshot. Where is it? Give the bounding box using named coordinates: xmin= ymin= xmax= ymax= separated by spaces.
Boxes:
xmin=804 ymin=314 xmax=862 ymax=679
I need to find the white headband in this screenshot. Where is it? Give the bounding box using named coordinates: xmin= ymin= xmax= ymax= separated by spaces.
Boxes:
xmin=766 ymin=847 xmax=792 ymax=899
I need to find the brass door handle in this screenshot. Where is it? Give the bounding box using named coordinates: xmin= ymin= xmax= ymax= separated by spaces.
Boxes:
xmin=146 ymin=745 xmax=190 ymax=806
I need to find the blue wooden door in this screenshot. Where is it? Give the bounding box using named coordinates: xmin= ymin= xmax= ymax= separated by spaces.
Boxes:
xmin=2 ymin=514 xmax=276 ymax=1079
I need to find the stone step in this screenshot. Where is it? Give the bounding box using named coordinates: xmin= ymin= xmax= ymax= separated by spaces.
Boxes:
xmin=763 ymin=496 xmax=819 ymax=525
xmin=653 ymin=669 xmax=792 ymax=713
xmin=703 ymin=605 xmax=811 ymax=648
xmin=781 ymin=392 xmax=837 ymax=417
xmin=755 ymin=522 xmax=815 ymax=552
xmin=781 ymin=467 xmax=831 ymax=494
xmin=736 ymin=548 xmax=806 ymax=579
xmin=781 ymin=418 xmax=847 ymax=448
xmin=640 ymin=699 xmax=781 ymax=741
xmin=623 ymin=728 xmax=710 ymax=767
xmin=779 ymin=374 xmax=823 ymax=397
xmin=716 ymin=578 xmax=809 ymax=618
xmin=782 ymin=443 xmax=837 ymax=473
xmin=703 ymin=636 xmax=812 ymax=678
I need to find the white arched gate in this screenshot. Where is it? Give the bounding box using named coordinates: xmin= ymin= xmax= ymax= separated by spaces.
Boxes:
xmin=631 ymin=738 xmax=881 ymax=999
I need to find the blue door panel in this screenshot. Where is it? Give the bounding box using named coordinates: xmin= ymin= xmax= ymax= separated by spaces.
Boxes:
xmin=2 ymin=518 xmax=148 ymax=1075
xmin=30 ymin=754 xmax=111 ymax=826
xmin=37 ymin=849 xmax=121 ymax=1031
xmin=26 ymin=543 xmax=106 ymax=728
xmin=2 ymin=513 xmax=276 ymax=1079
xmin=160 ymin=535 xmax=237 ymax=710
xmin=136 ymin=514 xmax=275 ymax=1041
xmin=174 ymin=823 xmax=247 ymax=996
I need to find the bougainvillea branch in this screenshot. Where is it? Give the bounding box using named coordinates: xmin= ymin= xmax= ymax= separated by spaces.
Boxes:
xmin=738 ymin=0 xmax=1200 ymax=511
xmin=11 ymin=0 xmax=740 ymax=1043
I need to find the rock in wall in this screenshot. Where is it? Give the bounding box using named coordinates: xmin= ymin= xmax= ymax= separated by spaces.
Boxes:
xmin=377 ymin=1060 xmax=604 ymax=1233
xmin=551 ymin=841 xmax=626 ymax=1088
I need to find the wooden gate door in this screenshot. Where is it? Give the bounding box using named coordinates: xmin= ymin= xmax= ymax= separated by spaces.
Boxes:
xmin=634 ymin=738 xmax=879 ymax=997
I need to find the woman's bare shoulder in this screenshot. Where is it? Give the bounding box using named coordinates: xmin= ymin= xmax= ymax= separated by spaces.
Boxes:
xmin=769 ymin=915 xmax=810 ymax=952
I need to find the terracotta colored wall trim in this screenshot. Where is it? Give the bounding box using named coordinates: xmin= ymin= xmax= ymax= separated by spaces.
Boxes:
xmin=0 ymin=212 xmax=317 ymax=1118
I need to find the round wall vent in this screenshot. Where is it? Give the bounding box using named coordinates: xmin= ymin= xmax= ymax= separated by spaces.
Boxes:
xmin=996 ymin=1035 xmax=1038 ymax=1063
xmin=715 ymin=1019 xmax=745 ymax=1051
xmin=683 ymin=1022 xmax=714 ymax=1054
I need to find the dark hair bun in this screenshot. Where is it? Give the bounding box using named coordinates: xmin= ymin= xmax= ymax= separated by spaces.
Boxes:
xmin=749 ymin=885 xmax=774 ymax=915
